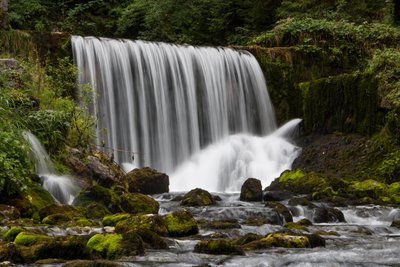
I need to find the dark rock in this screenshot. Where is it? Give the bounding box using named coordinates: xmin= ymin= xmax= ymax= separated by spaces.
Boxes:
xmin=288 ymin=197 xmax=315 ymax=207
xmin=127 ymin=167 xmax=169 ymax=194
xmin=391 ymin=220 xmax=400 ymax=228
xmin=306 ymin=233 xmax=326 ymax=248
xmin=265 ymin=202 xmax=293 ymax=223
xmin=232 ymin=233 xmax=263 ymax=246
xmin=194 ymin=240 xmax=245 ymax=255
xmin=120 ymin=193 xmax=159 ymax=214
xmin=0 ymin=242 xmax=24 ymax=263
xmin=0 ymin=205 xmax=20 ymax=221
xmin=135 ymin=229 xmax=168 ymax=249
xmin=263 ymin=190 xmax=293 ymax=201
xmin=313 ymin=206 xmax=346 ymax=223
xmin=34 ymin=236 xmax=91 ymax=260
xmin=87 ymin=156 xmax=118 ymax=188
xmin=38 ymin=204 xmax=83 ymax=221
xmin=64 ymin=260 xmax=124 ymax=267
xmin=283 ymin=222 xmax=308 ymax=231
xmin=164 ymin=209 xmax=199 ymax=237
xmin=202 ymin=219 xmax=241 ymax=229
xmin=240 ymin=178 xmax=262 ymax=201
xmin=297 ymin=218 xmax=313 ymax=226
xmin=180 ymin=188 xmax=215 ymax=206
xmin=115 ymin=214 xmax=168 ymax=236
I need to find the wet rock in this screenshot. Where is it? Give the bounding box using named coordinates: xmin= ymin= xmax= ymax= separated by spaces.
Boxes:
xmin=283 ymin=222 xmax=308 ymax=231
xmin=14 ymin=232 xmax=51 ymax=247
xmin=0 ymin=205 xmax=20 ymax=222
xmin=194 ymin=240 xmax=245 ymax=255
xmin=164 ymin=209 xmax=199 ymax=237
xmin=134 ymin=229 xmax=168 ymax=249
xmin=391 ymin=220 xmax=400 ymax=228
xmin=232 ymin=233 xmax=263 ymax=246
xmin=64 ymin=260 xmax=124 ymax=267
xmin=120 ymin=193 xmax=159 ymax=214
xmin=265 ymin=202 xmax=293 ymax=223
xmin=297 ymin=218 xmax=313 ymax=226
xmin=73 ymin=185 xmax=122 ymax=213
xmin=127 ymin=167 xmax=169 ymax=194
xmin=180 ymin=188 xmax=215 ymax=206
xmin=313 ymin=206 xmax=346 ymax=223
xmin=263 ymin=190 xmax=293 ymax=201
xmin=34 ymin=236 xmax=91 ymax=260
xmin=3 ymin=227 xmax=23 ymax=242
xmin=202 ymin=219 xmax=241 ymax=229
xmin=240 ymin=178 xmax=262 ymax=201
xmin=307 ymin=233 xmax=326 ymax=248
xmin=314 ymin=230 xmax=340 ymax=236
xmin=288 ymin=197 xmax=315 ymax=207
xmin=115 ymin=214 xmax=168 ymax=236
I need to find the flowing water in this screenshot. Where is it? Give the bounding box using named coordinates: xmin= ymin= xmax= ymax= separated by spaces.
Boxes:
xmin=72 ymin=36 xmax=300 ymax=191
xmin=23 ymin=131 xmax=80 ymax=204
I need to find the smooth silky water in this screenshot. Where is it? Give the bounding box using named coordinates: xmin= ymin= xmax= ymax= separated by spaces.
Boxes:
xmin=23 ymin=131 xmax=80 ymax=204
xmin=70 ymin=37 xmax=400 ymax=266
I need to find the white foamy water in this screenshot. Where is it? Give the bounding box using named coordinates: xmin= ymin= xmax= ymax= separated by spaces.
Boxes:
xmin=23 ymin=131 xmax=80 ymax=204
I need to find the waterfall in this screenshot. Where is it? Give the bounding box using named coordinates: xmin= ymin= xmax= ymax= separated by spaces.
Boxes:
xmin=72 ymin=36 xmax=300 ymax=191
xmin=23 ymin=132 xmax=80 ymax=204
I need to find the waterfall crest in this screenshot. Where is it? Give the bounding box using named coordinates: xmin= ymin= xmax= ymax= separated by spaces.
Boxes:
xmin=23 ymin=131 xmax=80 ymax=204
xmin=72 ymin=36 xmax=300 ymax=191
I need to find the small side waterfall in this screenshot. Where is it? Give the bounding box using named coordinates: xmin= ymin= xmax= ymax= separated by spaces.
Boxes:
xmin=72 ymin=36 xmax=300 ymax=191
xmin=23 ymin=132 xmax=80 ymax=204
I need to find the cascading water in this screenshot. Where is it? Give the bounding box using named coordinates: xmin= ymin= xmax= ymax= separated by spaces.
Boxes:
xmin=72 ymin=36 xmax=301 ymax=191
xmin=23 ymin=131 xmax=80 ymax=204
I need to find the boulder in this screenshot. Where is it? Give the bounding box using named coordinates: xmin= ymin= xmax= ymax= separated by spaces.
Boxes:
xmin=202 ymin=219 xmax=241 ymax=229
xmin=180 ymin=188 xmax=215 ymax=206
xmin=240 ymin=178 xmax=262 ymax=201
xmin=390 ymin=220 xmax=400 ymax=228
xmin=33 ymin=236 xmax=91 ymax=260
xmin=164 ymin=209 xmax=199 ymax=237
xmin=103 ymin=213 xmax=133 ymax=226
xmin=288 ymin=197 xmax=315 ymax=207
xmin=194 ymin=240 xmax=244 ymax=255
xmin=120 ymin=193 xmax=159 ymax=214
xmin=64 ymin=260 xmax=123 ymax=267
xmin=115 ymin=214 xmax=168 ymax=236
xmin=126 ymin=167 xmax=169 ymax=194
xmin=87 ymin=156 xmax=119 ymax=188
xmin=265 ymin=202 xmax=293 ymax=223
xmin=313 ymin=206 xmax=346 ymax=223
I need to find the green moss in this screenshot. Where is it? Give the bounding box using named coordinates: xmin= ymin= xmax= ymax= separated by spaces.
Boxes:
xmin=120 ymin=193 xmax=159 ymax=214
xmin=279 ymin=169 xmax=305 ymax=182
xmin=314 ymin=230 xmax=340 ymax=236
xmin=262 ymin=233 xmax=310 ymax=248
xmin=73 ymin=185 xmax=122 ymax=213
xmin=103 ymin=213 xmax=132 ymax=226
xmin=284 ymin=222 xmax=308 ymax=231
xmin=86 ymin=234 xmax=123 ymax=259
xmin=3 ymin=227 xmax=23 ymax=242
xmin=14 ymin=232 xmax=50 ymax=246
xmin=180 ymin=188 xmax=215 ymax=206
xmin=164 ymin=210 xmax=199 ymax=237
xmin=350 ymin=179 xmax=388 ymax=199
xmin=115 ymin=214 xmax=168 ymax=236
xmin=42 ymin=213 xmax=70 ymax=225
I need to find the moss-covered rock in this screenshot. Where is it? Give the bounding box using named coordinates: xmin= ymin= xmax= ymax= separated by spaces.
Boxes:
xmin=34 ymin=235 xmax=91 ymax=260
xmin=85 ymin=202 xmax=111 ymax=220
xmin=73 ymin=185 xmax=122 ymax=213
xmin=265 ymin=202 xmax=293 ymax=223
xmin=3 ymin=227 xmax=23 ymax=242
xmin=350 ymin=179 xmax=388 ymax=199
xmin=232 ymin=233 xmax=263 ymax=246
xmin=87 ymin=232 xmax=144 ymax=259
xmin=240 ymin=178 xmax=263 ymax=202
xmin=38 ymin=204 xmax=83 ymax=221
xmin=102 ymin=213 xmax=133 ymax=226
xmin=120 ymin=193 xmax=159 ymax=214
xmin=276 ymin=169 xmax=328 ymax=195
xmin=14 ymin=232 xmax=51 ymax=246
xmin=0 ymin=242 xmax=23 ymax=263
xmin=164 ymin=210 xmax=199 ymax=237
xmin=297 ymin=218 xmax=313 ymax=226
xmin=126 ymin=167 xmax=169 ymax=194
xmin=391 ymin=220 xmax=400 ymax=228
xmin=283 ymin=222 xmax=308 ymax=231
xmin=243 ymin=232 xmax=325 ymax=250
xmin=86 ymin=153 xmax=125 ymax=188
xmin=180 ymin=188 xmax=215 ymax=207
xmin=314 ymin=230 xmax=340 ymax=236
xmin=194 ymin=240 xmax=244 ymax=255
xmin=5 ymin=183 xmax=55 ymax=218
xmin=115 ymin=214 xmax=168 ymax=236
